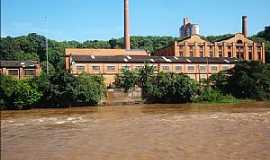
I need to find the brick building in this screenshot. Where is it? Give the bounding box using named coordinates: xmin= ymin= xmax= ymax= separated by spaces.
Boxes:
xmin=155 ymin=16 xmax=265 ymax=63
xmin=0 ymin=60 xmax=41 ymax=79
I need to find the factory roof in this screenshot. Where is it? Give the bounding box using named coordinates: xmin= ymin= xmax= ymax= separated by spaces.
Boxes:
xmin=0 ymin=60 xmax=39 ymax=68
xmin=72 ymin=55 xmax=239 ymax=64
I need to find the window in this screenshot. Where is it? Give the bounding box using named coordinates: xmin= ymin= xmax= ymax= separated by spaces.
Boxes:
xmin=228 ymin=52 xmax=232 ymax=57
xmin=92 ymin=66 xmax=101 ymax=71
xmin=179 ymin=51 xmax=184 ymax=57
xmin=24 ymin=69 xmax=35 ymax=76
xmin=135 ymin=66 xmax=143 ymax=69
xmin=210 ymin=51 xmax=214 ymax=57
xmin=222 ymin=66 xmax=230 ymax=71
xmin=175 ymin=66 xmax=182 ymax=72
xmin=199 ymin=46 xmax=204 ymax=50
xmin=218 ymin=46 xmax=222 ymax=50
xmin=200 ymin=74 xmax=207 ymax=80
xmin=190 ymin=51 xmax=194 ymax=57
xmin=237 ymin=40 xmax=243 ymax=44
xmin=199 ymin=66 xmax=207 ymax=73
xmin=76 ymin=66 xmax=85 ymax=73
xmin=236 ymin=52 xmax=240 ymax=58
xmin=162 ymin=66 xmax=170 ymax=71
xmin=187 ymin=66 xmax=195 ymax=72
xmin=258 ymin=52 xmax=261 ymax=60
xmin=107 ymin=65 xmax=116 ymax=71
xmin=227 ymin=46 xmax=231 ymax=50
xmin=219 ymin=51 xmax=223 ymax=57
xmin=248 ymin=46 xmax=253 ymax=51
xmin=7 ymin=70 xmax=19 ymax=76
xmin=248 ymin=52 xmax=252 ymax=60
xmin=211 ymin=66 xmax=218 ymax=72
xmin=200 ymin=51 xmax=204 ymax=57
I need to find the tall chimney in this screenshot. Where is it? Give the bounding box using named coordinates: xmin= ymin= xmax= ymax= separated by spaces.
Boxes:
xmin=242 ymin=16 xmax=248 ymax=37
xmin=124 ymin=0 xmax=131 ymax=50
xmin=183 ymin=17 xmax=189 ymax=25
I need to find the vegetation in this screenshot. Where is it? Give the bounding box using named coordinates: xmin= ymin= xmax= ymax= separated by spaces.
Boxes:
xmin=0 ymin=71 xmax=106 ymax=110
xmin=0 ymin=28 xmax=269 ymax=109
xmin=0 ymin=76 xmax=42 ymax=109
xmin=209 ymin=61 xmax=270 ymax=100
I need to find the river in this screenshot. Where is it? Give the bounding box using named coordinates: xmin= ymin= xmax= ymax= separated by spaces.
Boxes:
xmin=1 ymin=102 xmax=270 ymax=160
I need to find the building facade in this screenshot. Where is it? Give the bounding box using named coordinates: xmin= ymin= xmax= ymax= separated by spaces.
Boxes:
xmin=65 ymin=50 xmax=236 ymax=85
xmin=154 ymin=34 xmax=265 ymax=63
xmin=0 ymin=61 xmax=41 ymax=79
xmin=156 ymin=16 xmax=265 ymax=63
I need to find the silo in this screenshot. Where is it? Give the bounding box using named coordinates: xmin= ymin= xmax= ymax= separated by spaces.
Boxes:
xmin=191 ymin=24 xmax=200 ymax=35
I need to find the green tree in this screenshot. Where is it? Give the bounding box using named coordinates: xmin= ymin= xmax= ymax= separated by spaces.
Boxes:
xmin=45 ymin=71 xmax=78 ymax=107
xmin=74 ymin=74 xmax=105 ymax=105
xmin=115 ymin=68 xmax=138 ymax=92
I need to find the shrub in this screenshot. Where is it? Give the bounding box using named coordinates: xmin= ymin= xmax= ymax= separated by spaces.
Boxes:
xmin=143 ymin=73 xmax=198 ymax=103
xmin=75 ymin=74 xmax=106 ymax=105
xmin=115 ymin=68 xmax=138 ymax=92
xmin=0 ymin=76 xmax=42 ymax=109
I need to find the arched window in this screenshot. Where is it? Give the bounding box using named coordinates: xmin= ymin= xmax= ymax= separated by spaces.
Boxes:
xmin=237 ymin=40 xmax=243 ymax=44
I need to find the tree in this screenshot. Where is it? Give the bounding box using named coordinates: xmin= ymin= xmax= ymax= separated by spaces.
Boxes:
xmin=0 ymin=76 xmax=42 ymax=109
xmin=45 ymin=71 xmax=78 ymax=107
xmin=115 ymin=68 xmax=138 ymax=92
xmin=74 ymin=74 xmax=105 ymax=105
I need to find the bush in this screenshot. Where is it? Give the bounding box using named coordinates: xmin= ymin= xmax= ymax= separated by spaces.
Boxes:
xmin=115 ymin=68 xmax=138 ymax=92
xmin=143 ymin=73 xmax=198 ymax=103
xmin=0 ymin=76 xmax=42 ymax=109
xmin=75 ymin=74 xmax=106 ymax=105
xmin=210 ymin=61 xmax=270 ymax=100
xmin=192 ymin=87 xmax=237 ymax=103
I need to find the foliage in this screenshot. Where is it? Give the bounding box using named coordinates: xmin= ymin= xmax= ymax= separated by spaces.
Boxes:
xmin=192 ymin=87 xmax=237 ymax=103
xmin=74 ymin=74 xmax=106 ymax=105
xmin=210 ymin=61 xmax=270 ymax=100
xmin=0 ymin=76 xmax=42 ymax=109
xmin=115 ymin=68 xmax=138 ymax=92
xmin=142 ymin=72 xmax=198 ymax=103
xmin=43 ymin=71 xmax=79 ymax=107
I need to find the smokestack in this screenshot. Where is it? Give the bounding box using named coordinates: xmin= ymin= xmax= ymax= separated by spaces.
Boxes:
xmin=124 ymin=0 xmax=131 ymax=50
xmin=183 ymin=17 xmax=189 ymax=25
xmin=242 ymin=16 xmax=248 ymax=37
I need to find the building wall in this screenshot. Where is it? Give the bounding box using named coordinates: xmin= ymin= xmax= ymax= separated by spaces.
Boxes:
xmin=0 ymin=65 xmax=41 ymax=79
xmin=70 ymin=62 xmax=234 ymax=86
xmin=154 ymin=34 xmax=265 ymax=63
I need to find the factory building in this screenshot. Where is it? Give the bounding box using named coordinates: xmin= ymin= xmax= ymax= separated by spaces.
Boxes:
xmin=155 ymin=16 xmax=265 ymax=63
xmin=65 ymin=0 xmax=265 ymax=86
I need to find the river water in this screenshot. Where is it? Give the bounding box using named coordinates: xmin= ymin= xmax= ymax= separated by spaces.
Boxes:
xmin=1 ymin=102 xmax=270 ymax=160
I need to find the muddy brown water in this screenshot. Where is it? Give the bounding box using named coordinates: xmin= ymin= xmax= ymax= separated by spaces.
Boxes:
xmin=1 ymin=102 xmax=270 ymax=160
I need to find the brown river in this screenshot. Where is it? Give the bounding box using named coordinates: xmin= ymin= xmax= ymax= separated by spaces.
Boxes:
xmin=1 ymin=102 xmax=270 ymax=160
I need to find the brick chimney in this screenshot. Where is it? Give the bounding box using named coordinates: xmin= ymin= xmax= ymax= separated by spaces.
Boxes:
xmin=124 ymin=0 xmax=131 ymax=50
xmin=242 ymin=16 xmax=248 ymax=37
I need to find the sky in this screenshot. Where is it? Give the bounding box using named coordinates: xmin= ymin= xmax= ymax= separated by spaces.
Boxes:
xmin=1 ymin=0 xmax=270 ymax=41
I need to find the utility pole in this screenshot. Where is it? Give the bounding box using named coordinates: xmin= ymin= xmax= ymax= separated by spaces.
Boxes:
xmin=46 ymin=37 xmax=49 ymax=75
xmin=45 ymin=16 xmax=49 ymax=75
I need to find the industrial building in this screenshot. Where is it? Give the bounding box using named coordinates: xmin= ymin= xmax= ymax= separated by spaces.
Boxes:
xmin=155 ymin=16 xmax=265 ymax=63
xmin=65 ymin=0 xmax=265 ymax=86
xmin=0 ymin=60 xmax=41 ymax=79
